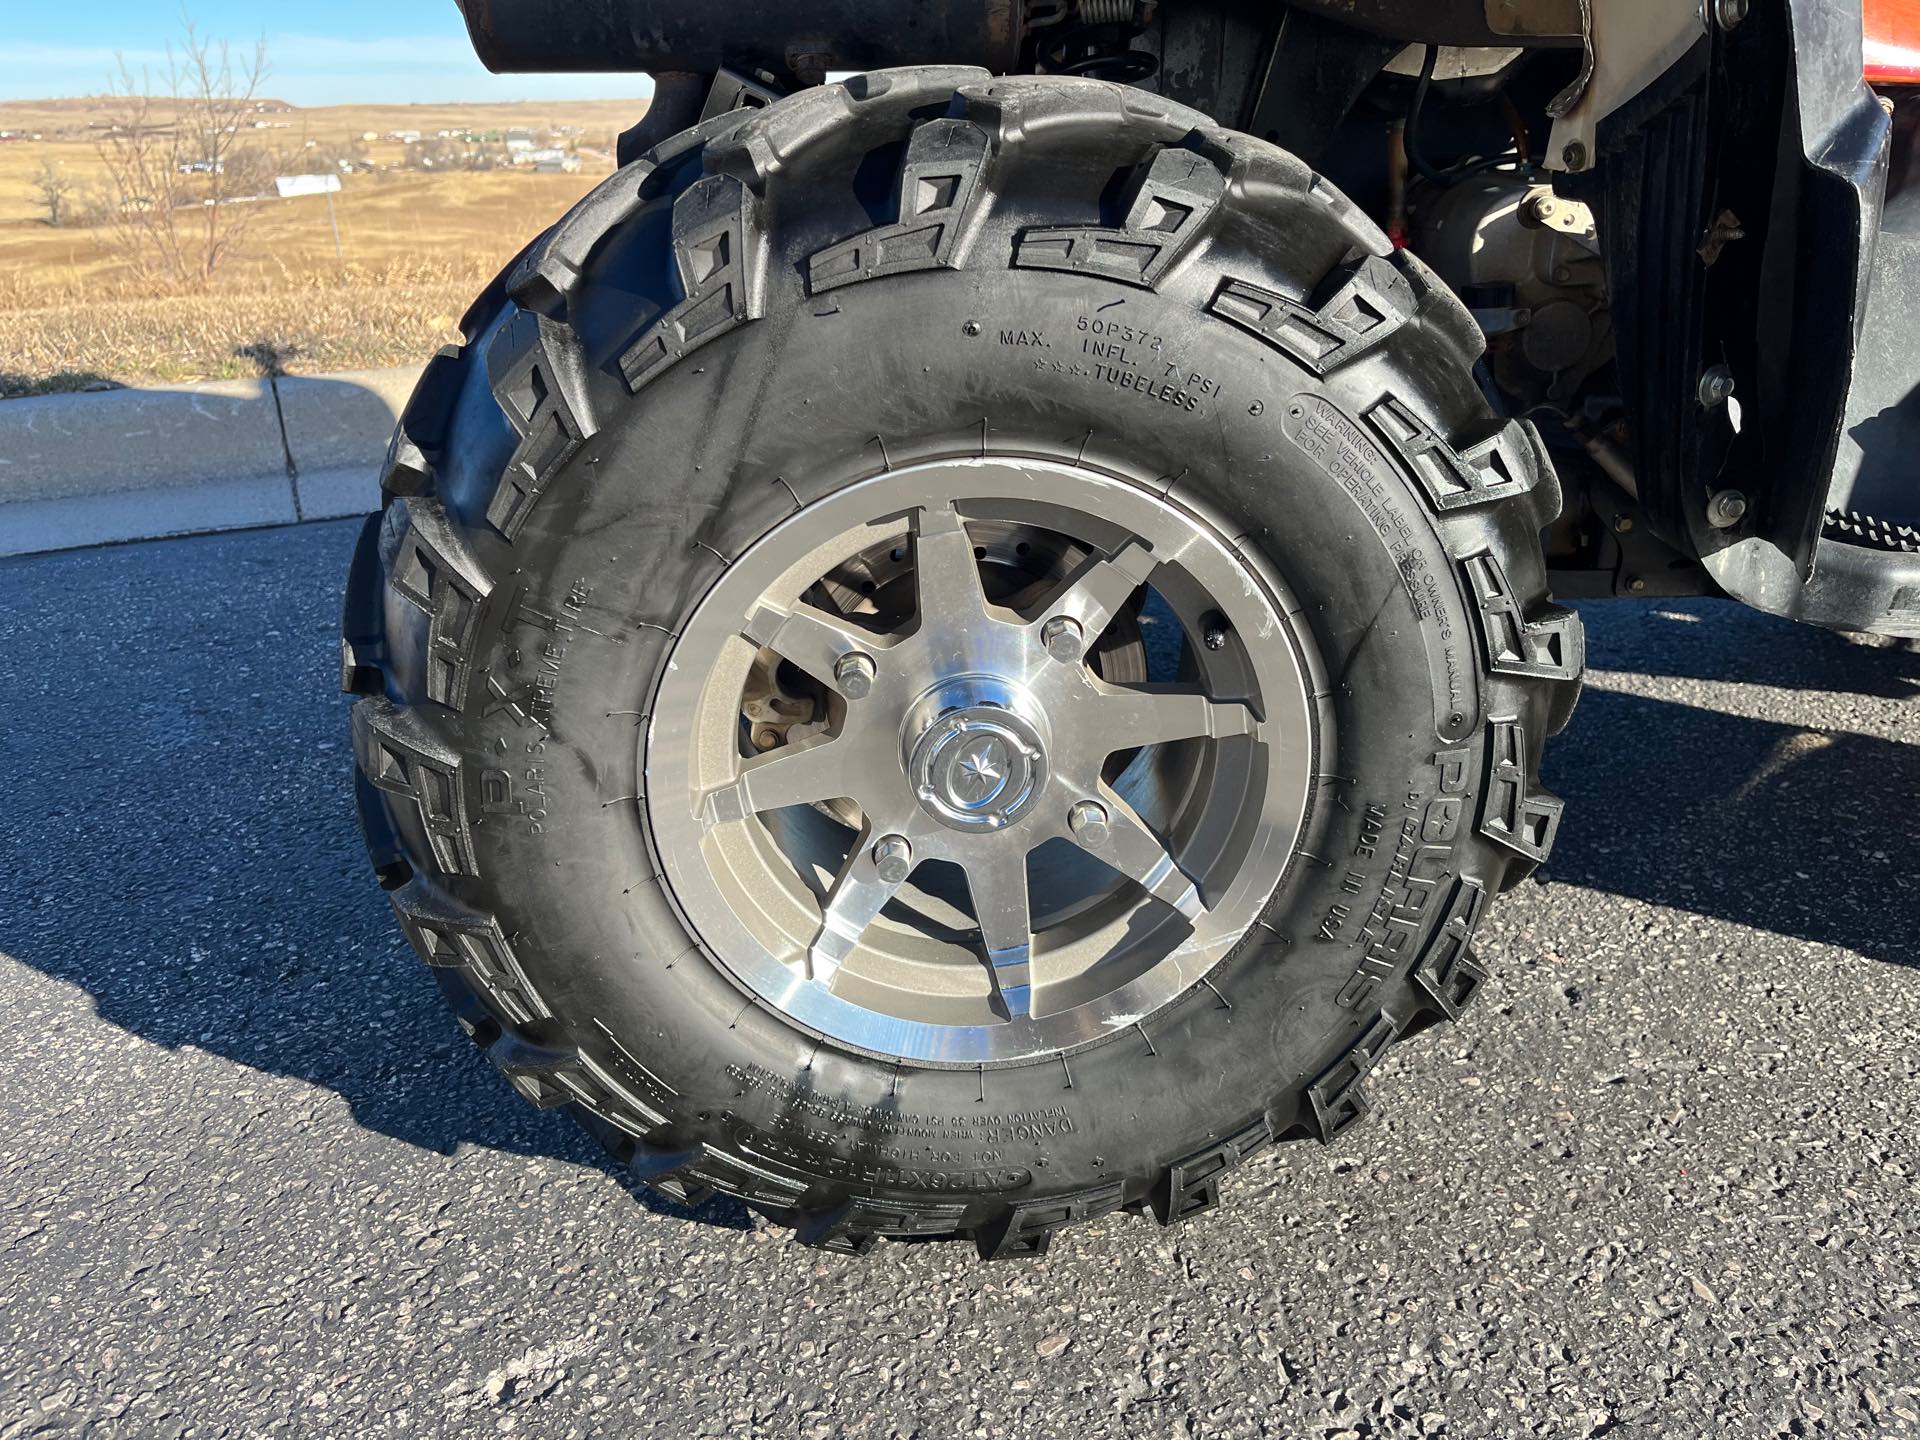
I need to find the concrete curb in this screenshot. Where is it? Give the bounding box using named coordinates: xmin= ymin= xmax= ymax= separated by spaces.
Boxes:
xmin=0 ymin=365 xmax=420 ymax=557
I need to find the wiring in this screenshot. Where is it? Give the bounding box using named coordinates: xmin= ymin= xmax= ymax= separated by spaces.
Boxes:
xmin=1404 ymin=44 xmax=1451 ymax=186
xmin=1404 ymin=44 xmax=1535 ymax=188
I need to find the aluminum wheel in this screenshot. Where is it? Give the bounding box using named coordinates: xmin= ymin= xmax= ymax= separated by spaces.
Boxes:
xmin=644 ymin=456 xmax=1319 ymax=1063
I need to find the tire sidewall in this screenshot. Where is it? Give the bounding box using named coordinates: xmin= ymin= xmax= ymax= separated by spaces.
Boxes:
xmin=425 ymin=266 xmax=1495 ymax=1203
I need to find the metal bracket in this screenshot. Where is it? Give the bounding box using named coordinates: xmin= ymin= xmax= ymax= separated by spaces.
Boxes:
xmin=1545 ymin=0 xmax=1707 ymax=171
xmin=702 ymin=67 xmax=784 ymax=122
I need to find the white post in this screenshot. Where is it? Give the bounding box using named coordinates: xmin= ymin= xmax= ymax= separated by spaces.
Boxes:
xmin=325 ymin=187 xmax=343 ymax=261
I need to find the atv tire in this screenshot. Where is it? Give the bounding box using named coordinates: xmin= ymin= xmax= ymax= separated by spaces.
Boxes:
xmin=342 ymin=68 xmax=1582 ymax=1258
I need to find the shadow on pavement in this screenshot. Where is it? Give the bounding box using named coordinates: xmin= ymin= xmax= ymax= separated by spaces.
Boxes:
xmin=0 ymin=519 xmax=748 ymax=1227
xmin=0 ymin=525 xmax=1911 ymax=1209
xmin=1540 ymin=600 xmax=1919 ymax=969
xmin=0 ymin=369 xmax=123 ymax=400
xmin=1586 ymin=596 xmax=1920 ymax=699
xmin=1544 ymin=690 xmax=1920 ymax=967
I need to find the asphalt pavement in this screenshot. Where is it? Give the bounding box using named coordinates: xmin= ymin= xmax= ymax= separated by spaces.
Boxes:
xmin=2 ymin=519 xmax=1917 ymax=1439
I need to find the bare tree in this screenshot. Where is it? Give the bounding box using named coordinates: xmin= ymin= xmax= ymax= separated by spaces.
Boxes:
xmin=95 ymin=21 xmax=270 ymax=285
xmin=32 ymin=159 xmax=76 ymax=228
xmin=222 ymin=141 xmax=282 ymax=199
xmin=93 ymin=78 xmax=186 ymax=283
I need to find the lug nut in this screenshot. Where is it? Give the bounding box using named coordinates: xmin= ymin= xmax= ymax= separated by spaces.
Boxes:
xmin=1040 ymin=615 xmax=1085 ymax=663
xmin=872 ymin=834 xmax=913 ymax=884
xmin=833 ymin=651 xmax=876 ymax=698
xmin=1706 ymin=489 xmax=1748 ymax=529
xmin=1068 ymin=800 xmax=1110 ymax=848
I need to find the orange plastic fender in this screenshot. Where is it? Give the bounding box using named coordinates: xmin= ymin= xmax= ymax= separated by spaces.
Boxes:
xmin=1866 ymin=0 xmax=1920 ymax=84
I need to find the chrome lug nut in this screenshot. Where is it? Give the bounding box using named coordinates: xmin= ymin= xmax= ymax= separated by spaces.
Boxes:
xmin=1706 ymin=489 xmax=1748 ymax=529
xmin=833 ymin=651 xmax=876 ymax=698
xmin=1068 ymin=800 xmax=1110 ymax=848
xmin=872 ymin=834 xmax=913 ymax=884
xmin=1040 ymin=615 xmax=1085 ymax=663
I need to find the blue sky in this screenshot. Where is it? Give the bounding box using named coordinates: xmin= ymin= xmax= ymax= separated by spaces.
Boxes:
xmin=1 ymin=1 xmax=654 ymax=105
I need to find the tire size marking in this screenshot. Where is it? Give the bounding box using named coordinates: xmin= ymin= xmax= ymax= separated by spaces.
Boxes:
xmin=726 ymin=1061 xmax=1075 ymax=1157
xmin=734 ymin=1122 xmax=1034 ymax=1193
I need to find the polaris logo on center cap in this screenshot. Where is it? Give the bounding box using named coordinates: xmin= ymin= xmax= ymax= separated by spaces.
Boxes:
xmin=907 ymin=699 xmax=1046 ymax=833
xmin=945 ymin=736 xmax=1009 ymax=809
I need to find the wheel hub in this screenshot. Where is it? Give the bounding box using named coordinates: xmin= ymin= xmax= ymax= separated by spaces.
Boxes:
xmin=905 ymin=682 xmax=1047 ymax=833
xmin=642 ymin=456 xmax=1320 ymax=1063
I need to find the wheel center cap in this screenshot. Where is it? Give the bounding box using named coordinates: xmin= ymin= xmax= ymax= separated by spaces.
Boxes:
xmin=905 ymin=681 xmax=1047 ymax=832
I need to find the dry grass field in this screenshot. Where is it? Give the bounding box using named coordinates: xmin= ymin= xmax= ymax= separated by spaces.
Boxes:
xmin=0 ymin=96 xmax=646 ymax=396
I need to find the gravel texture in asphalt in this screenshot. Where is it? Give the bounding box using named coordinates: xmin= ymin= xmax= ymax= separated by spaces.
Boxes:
xmin=2 ymin=519 xmax=1917 ymax=1439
